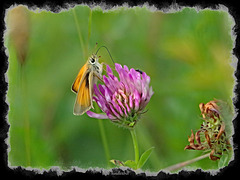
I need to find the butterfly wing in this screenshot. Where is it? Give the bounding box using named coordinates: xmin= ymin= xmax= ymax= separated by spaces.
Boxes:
xmin=72 ymin=63 xmax=89 ymax=94
xmin=73 ymin=70 xmax=94 ymax=115
xmin=72 ymin=56 xmax=103 ymax=115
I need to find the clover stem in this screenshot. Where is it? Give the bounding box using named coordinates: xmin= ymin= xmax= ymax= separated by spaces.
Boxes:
xmin=98 ymin=119 xmax=111 ymax=167
xmin=130 ymin=129 xmax=139 ymax=165
xmin=164 ymin=152 xmax=211 ymax=171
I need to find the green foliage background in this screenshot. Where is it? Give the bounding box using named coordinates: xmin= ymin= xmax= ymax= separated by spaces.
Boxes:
xmin=5 ymin=5 xmax=235 ymax=172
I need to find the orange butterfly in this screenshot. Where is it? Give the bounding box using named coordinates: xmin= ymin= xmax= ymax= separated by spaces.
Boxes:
xmin=72 ymin=54 xmax=103 ymax=115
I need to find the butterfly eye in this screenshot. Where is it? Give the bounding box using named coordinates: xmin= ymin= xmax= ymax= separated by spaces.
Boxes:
xmin=90 ymin=58 xmax=95 ymax=64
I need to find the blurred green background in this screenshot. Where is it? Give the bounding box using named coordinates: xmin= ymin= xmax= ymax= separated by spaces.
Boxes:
xmin=6 ymin=5 xmax=235 ymax=172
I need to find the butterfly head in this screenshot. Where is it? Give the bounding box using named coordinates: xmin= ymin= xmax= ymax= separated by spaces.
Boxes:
xmin=88 ymin=54 xmax=102 ymax=75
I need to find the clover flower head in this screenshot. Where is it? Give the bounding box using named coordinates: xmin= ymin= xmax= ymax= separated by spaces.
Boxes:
xmin=87 ymin=63 xmax=154 ymax=129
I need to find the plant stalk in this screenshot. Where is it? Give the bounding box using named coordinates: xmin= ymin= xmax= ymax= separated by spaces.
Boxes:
xmin=98 ymin=119 xmax=111 ymax=167
xmin=73 ymin=5 xmax=111 ymax=168
xmin=164 ymin=152 xmax=211 ymax=171
xmin=72 ymin=7 xmax=87 ymax=59
xmin=130 ymin=129 xmax=139 ymax=164
xmin=20 ymin=66 xmax=31 ymax=166
xmin=87 ymin=8 xmax=92 ymax=53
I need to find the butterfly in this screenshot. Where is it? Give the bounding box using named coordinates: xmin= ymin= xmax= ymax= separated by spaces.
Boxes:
xmin=71 ymin=54 xmax=103 ymax=115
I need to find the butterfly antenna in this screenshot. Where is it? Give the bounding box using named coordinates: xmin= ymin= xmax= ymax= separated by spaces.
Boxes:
xmin=95 ymin=46 xmax=115 ymax=65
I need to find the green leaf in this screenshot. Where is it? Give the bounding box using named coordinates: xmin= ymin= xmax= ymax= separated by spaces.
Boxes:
xmin=218 ymin=153 xmax=229 ymax=169
xmin=137 ymin=147 xmax=154 ymax=169
xmin=124 ymin=160 xmax=137 ymax=169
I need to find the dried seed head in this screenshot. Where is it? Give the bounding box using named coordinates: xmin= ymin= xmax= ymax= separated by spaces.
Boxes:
xmin=7 ymin=5 xmax=31 ymax=65
xmin=199 ymin=100 xmax=220 ymax=121
xmin=186 ymin=100 xmax=232 ymax=161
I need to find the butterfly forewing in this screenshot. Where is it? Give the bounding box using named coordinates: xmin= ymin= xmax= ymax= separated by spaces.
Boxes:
xmin=72 ymin=63 xmax=89 ymax=93
xmin=73 ymin=71 xmax=93 ymax=115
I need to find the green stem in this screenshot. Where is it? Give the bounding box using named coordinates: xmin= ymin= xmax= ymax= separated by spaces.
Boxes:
xmin=87 ymin=8 xmax=92 ymax=52
xmin=98 ymin=119 xmax=111 ymax=167
xmin=72 ymin=7 xmax=87 ymax=59
xmin=73 ymin=6 xmax=111 ymax=169
xmin=130 ymin=129 xmax=139 ymax=164
xmin=164 ymin=152 xmax=211 ymax=171
xmin=20 ymin=66 xmax=31 ymax=166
